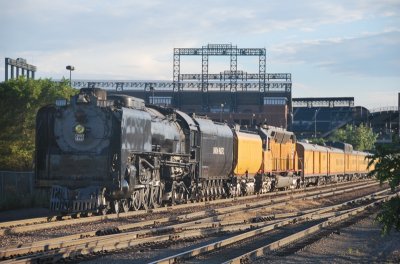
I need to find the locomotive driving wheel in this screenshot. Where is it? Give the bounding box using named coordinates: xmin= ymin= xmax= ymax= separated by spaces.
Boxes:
xmin=149 ymin=185 xmax=162 ymax=208
xmin=261 ymin=182 xmax=269 ymax=193
xmin=98 ymin=207 xmax=108 ymax=215
xmin=171 ymin=182 xmax=187 ymax=205
xmin=131 ymin=190 xmax=141 ymax=211
xmin=141 ymin=187 xmax=150 ymax=210
xmin=113 ymin=200 xmax=120 ymax=214
xmin=157 ymin=183 xmax=165 ymax=206
xmin=148 ymin=186 xmax=155 ymax=209
xmin=121 ymin=199 xmax=130 ymax=213
xmin=198 ymin=185 xmax=205 ymax=202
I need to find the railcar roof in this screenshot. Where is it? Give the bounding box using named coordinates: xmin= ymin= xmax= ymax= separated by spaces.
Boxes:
xmin=259 ymin=126 xmax=295 ymax=144
xmin=352 ymin=150 xmax=371 ymax=156
xmin=194 ymin=117 xmax=233 ymax=138
xmin=235 ymin=130 xmax=262 ymax=139
xmin=297 ymin=142 xmax=344 ymax=153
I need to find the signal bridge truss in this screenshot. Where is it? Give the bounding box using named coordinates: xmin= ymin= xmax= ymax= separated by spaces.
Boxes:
xmin=72 ymin=73 xmax=291 ymax=93
xmin=72 ymin=44 xmax=291 ymax=94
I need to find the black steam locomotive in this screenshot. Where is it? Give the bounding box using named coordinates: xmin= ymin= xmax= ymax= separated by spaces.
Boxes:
xmin=35 ymin=88 xmax=235 ymax=214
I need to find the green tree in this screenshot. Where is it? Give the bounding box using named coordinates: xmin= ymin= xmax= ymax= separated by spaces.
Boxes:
xmin=330 ymin=124 xmax=377 ymax=151
xmin=0 ymin=77 xmax=77 ymax=170
xmin=368 ymin=144 xmax=400 ymax=235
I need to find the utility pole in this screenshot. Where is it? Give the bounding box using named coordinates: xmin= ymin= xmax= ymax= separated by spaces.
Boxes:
xmin=220 ymin=103 xmax=224 ymax=122
xmin=66 ymin=65 xmax=75 ymax=86
xmin=314 ymin=109 xmax=317 ymax=138
xmin=150 ymin=87 xmax=155 ymax=104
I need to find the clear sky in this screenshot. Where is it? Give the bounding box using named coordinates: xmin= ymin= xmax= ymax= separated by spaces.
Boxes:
xmin=1 ymin=0 xmax=399 ymax=110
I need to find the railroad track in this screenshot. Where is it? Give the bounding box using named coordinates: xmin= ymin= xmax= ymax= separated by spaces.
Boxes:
xmin=0 ymin=179 xmax=375 ymax=236
xmin=152 ymin=190 xmax=397 ymax=264
xmin=0 ymin=180 xmax=386 ymax=263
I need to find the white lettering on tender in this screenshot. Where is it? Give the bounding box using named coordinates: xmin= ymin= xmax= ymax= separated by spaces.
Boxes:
xmin=213 ymin=147 xmax=225 ymax=155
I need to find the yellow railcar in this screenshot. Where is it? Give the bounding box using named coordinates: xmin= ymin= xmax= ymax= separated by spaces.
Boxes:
xmin=296 ymin=142 xmax=331 ymax=185
xmin=326 ymin=142 xmax=356 ymax=181
xmin=323 ymin=141 xmax=372 ymax=182
xmin=343 ymin=150 xmax=372 ymax=180
xmin=312 ymin=148 xmax=320 ymax=175
xmin=353 ymin=150 xmax=370 ymax=177
xmin=259 ymin=126 xmax=298 ymax=189
xmin=260 ymin=126 xmax=297 ymax=175
xmin=320 ymin=148 xmax=328 ymax=176
xmin=233 ymin=131 xmax=263 ymax=177
xmin=230 ymin=125 xmax=374 ymax=194
xmin=327 ymin=147 xmax=345 ymax=180
xmin=346 ymin=152 xmax=360 ymax=180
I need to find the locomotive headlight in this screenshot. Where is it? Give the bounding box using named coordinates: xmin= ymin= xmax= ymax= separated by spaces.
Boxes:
xmin=74 ymin=124 xmax=85 ymax=134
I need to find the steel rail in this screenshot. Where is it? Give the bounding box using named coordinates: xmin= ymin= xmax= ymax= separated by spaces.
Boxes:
xmin=1 ymin=180 xmax=378 ymax=245
xmin=1 ymin=207 xmax=368 ymax=264
xmin=0 ymin=180 xmax=376 ymax=236
xmin=223 ymin=193 xmax=398 ymax=264
xmin=150 ymin=190 xmax=394 ymax=264
xmin=0 ymin=179 xmax=373 ymax=233
xmin=1 ymin=183 xmax=387 ymax=262
xmin=0 ymin=181 xmax=381 ymax=259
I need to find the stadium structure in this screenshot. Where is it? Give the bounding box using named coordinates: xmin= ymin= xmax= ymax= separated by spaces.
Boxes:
xmin=3 ymin=46 xmax=399 ymax=144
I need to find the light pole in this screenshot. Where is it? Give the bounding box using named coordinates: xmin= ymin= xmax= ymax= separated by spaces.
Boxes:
xmin=314 ymin=109 xmax=317 ymax=138
xmin=66 ymin=65 xmax=75 ymax=86
xmin=150 ymin=87 xmax=155 ymax=104
xmin=220 ymin=103 xmax=224 ymax=122
xmin=251 ymin=113 xmax=255 ymax=127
